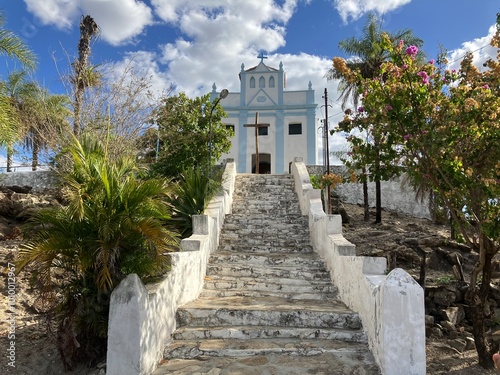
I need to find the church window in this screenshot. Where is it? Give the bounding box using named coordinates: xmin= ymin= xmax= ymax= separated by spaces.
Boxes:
xmin=289 ymin=123 xmax=302 ymax=135
xmin=250 ymin=77 xmax=255 ymax=88
xmin=269 ymin=76 xmax=275 ymax=87
xmin=226 ymin=124 xmax=235 ymax=134
xmin=259 ymin=76 xmax=265 ymax=88
xmin=258 ymin=127 xmax=268 ymax=136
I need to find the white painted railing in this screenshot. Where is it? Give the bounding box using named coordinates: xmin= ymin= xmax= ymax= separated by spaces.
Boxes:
xmin=106 ymin=160 xmax=236 ymax=375
xmin=291 ymin=157 xmax=426 ymax=375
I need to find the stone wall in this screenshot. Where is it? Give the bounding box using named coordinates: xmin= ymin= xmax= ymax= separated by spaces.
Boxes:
xmin=106 ymin=161 xmax=237 ymax=375
xmin=0 ymin=170 xmax=58 ymax=191
xmin=293 ymin=158 xmax=426 ymax=375
xmin=307 ymin=165 xmax=431 ymax=219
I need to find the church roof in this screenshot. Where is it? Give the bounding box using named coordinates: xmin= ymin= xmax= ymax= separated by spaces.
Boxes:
xmin=245 ymin=61 xmax=279 ymax=72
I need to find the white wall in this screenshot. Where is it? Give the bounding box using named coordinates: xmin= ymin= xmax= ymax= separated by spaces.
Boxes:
xmin=106 ymin=161 xmax=237 ymax=375
xmin=292 ymin=158 xmax=426 ymax=375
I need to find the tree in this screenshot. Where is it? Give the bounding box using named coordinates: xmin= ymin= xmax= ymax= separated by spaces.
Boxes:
xmin=150 ymin=92 xmax=232 ymax=178
xmin=337 ymin=24 xmax=500 ymax=368
xmin=77 ymin=58 xmax=172 ymax=161
xmin=0 ymin=11 xmax=36 ymax=71
xmin=0 ymin=11 xmax=36 ymax=167
xmin=22 ymin=87 xmax=72 ymax=170
xmin=328 ymin=13 xmax=423 ymax=223
xmin=16 ymin=133 xmax=179 ymax=368
xmin=1 ymin=71 xmax=72 ymax=171
xmin=72 ymin=15 xmax=100 ymax=137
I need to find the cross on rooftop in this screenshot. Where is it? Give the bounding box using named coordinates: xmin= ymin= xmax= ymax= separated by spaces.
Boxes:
xmin=257 ymin=52 xmax=268 ymax=63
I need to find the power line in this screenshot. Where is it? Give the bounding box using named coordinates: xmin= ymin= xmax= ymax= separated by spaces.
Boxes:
xmin=446 ymin=43 xmax=491 ymax=64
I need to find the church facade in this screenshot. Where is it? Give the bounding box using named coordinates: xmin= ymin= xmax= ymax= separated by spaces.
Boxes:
xmin=211 ymin=57 xmax=318 ymax=174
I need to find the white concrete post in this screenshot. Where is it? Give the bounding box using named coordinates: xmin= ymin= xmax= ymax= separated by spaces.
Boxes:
xmin=107 ymin=274 xmax=148 ymax=375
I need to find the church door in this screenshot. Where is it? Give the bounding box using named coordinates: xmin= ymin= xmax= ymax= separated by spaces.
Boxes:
xmin=251 ymin=153 xmax=271 ymax=174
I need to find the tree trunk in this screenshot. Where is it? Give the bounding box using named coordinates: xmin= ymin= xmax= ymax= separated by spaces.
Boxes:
xmin=467 ymin=236 xmax=498 ymax=369
xmin=374 ymin=143 xmax=382 ymax=223
xmin=6 ymin=146 xmax=13 ymax=172
xmin=362 ymin=167 xmax=369 ymax=221
xmin=32 ymin=133 xmax=39 ymax=171
xmin=375 ymin=178 xmax=382 ymax=223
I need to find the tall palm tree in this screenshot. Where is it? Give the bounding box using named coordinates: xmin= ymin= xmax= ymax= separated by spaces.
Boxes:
xmin=1 ymin=71 xmax=33 ymax=171
xmin=23 ymin=87 xmax=72 ymax=170
xmin=327 ymin=13 xmax=424 ymax=223
xmin=73 ymin=15 xmax=100 ymax=137
xmin=0 ymin=11 xmax=36 ymax=168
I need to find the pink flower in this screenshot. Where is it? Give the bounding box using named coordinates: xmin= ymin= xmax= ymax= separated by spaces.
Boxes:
xmin=482 ymin=84 xmax=490 ymax=89
xmin=358 ymin=106 xmax=364 ymax=113
xmin=403 ymin=134 xmax=412 ymax=140
xmin=417 ymin=71 xmax=429 ymax=84
xmin=386 ymin=105 xmax=393 ymax=111
xmin=428 ymin=59 xmax=435 ymax=65
xmin=405 ymin=45 xmax=418 ymax=58
xmin=402 ymin=64 xmax=408 ymax=70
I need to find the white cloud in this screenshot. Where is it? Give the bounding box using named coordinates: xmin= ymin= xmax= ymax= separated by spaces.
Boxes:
xmin=24 ymin=0 xmax=154 ymax=45
xmin=333 ymin=0 xmax=411 ymax=23
xmin=447 ymin=25 xmax=498 ymax=72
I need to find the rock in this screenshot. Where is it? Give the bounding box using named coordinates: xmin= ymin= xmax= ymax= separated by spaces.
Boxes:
xmin=442 ymin=306 xmax=465 ymax=325
xmin=431 ymin=327 xmax=444 ymax=338
xmin=448 ymin=338 xmax=467 ymax=353
xmin=425 ymin=314 xmax=435 ymax=327
xmin=465 ymin=336 xmax=476 ymax=351
xmin=427 ymin=284 xmax=459 ymax=307
xmin=440 ymin=320 xmax=457 ymax=332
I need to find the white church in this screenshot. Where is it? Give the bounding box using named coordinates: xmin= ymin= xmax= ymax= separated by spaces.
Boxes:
xmin=211 ymin=55 xmax=318 ymax=174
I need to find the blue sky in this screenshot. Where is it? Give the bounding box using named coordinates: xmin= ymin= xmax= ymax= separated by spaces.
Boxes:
xmin=1 ymin=0 xmax=499 ymax=165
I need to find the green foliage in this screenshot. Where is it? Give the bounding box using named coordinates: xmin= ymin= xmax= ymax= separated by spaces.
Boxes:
xmin=149 ymin=92 xmax=232 ymax=178
xmin=334 ymin=22 xmax=500 ymax=367
xmin=164 ymin=167 xmax=221 ymax=237
xmin=16 ymin=134 xmax=178 ymax=365
xmin=309 ymin=174 xmax=322 ymax=189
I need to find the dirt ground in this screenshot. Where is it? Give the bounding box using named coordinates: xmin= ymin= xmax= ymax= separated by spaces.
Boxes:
xmin=1 ymin=202 xmax=499 ymax=374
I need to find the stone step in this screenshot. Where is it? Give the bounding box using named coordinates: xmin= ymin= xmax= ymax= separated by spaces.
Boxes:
xmin=206 ymin=264 xmax=330 ymax=281
xmin=176 ymin=296 xmax=361 ymax=329
xmin=171 ymin=325 xmax=366 ymax=342
xmin=199 ymin=288 xmax=338 ymax=301
xmin=209 ymin=252 xmax=328 ymax=268
xmin=219 ymin=234 xmax=310 ymax=244
xmin=218 ymin=244 xmax=314 ymax=253
xmin=163 ymin=338 xmax=373 ymax=359
xmin=152 ymin=352 xmax=380 ymax=375
xmin=222 ymin=215 xmax=307 ymax=226
xmin=202 ymin=275 xmax=336 ymax=295
xmin=221 ymin=223 xmax=308 ymax=234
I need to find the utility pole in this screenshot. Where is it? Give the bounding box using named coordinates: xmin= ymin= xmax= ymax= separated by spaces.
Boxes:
xmin=323 ymin=88 xmax=331 ymax=214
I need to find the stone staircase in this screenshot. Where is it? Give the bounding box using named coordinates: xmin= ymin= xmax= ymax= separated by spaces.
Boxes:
xmin=153 ymin=174 xmax=380 ymax=375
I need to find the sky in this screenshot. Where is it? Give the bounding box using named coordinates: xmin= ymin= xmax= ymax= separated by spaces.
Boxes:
xmin=1 ymin=0 xmax=499 ymax=166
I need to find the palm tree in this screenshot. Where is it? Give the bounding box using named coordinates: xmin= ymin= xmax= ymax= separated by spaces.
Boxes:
xmin=0 ymin=12 xmax=36 ymax=169
xmin=16 ymin=133 xmax=179 ymax=368
xmin=327 ymin=13 xmax=424 ymax=223
xmin=23 ymin=87 xmax=72 ymax=170
xmin=73 ymin=15 xmax=100 ymax=137
xmin=0 ymin=12 xmax=36 ymax=71
xmin=1 ymin=71 xmax=34 ymax=171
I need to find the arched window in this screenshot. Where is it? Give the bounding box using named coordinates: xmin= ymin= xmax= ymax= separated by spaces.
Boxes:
xmin=250 ymin=76 xmax=255 ymax=88
xmin=259 ymin=76 xmax=265 ymax=88
xmin=269 ymin=76 xmax=275 ymax=88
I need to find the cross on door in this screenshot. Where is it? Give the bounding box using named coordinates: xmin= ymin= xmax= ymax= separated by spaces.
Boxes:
xmin=244 ymin=112 xmax=270 ymax=174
